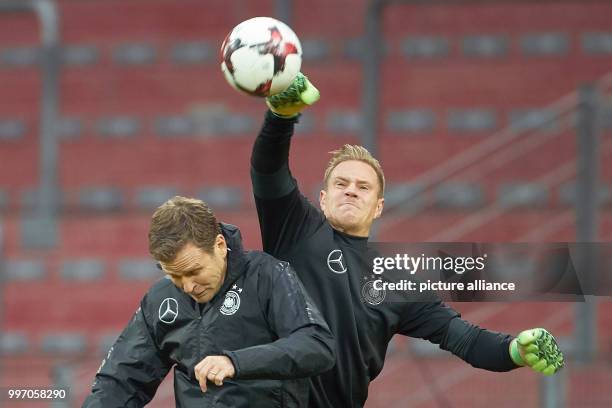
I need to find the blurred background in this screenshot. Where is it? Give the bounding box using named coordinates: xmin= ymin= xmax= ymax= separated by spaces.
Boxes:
xmin=0 ymin=0 xmax=611 ymax=406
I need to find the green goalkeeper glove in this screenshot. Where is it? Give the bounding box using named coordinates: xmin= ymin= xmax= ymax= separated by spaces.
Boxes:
xmin=266 ymin=72 xmax=320 ymax=118
xmin=510 ymin=328 xmax=565 ymax=375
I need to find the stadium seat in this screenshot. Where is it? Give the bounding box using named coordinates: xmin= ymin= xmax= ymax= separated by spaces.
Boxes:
xmin=401 ymin=36 xmax=450 ymax=59
xmin=434 ymin=182 xmax=485 ymax=209
xmin=498 ymin=182 xmax=549 ymax=208
xmin=558 ymin=183 xmax=611 ymax=206
xmin=57 ymin=117 xmax=84 ymax=140
xmin=461 ymin=34 xmax=509 ymax=58
xmin=0 ymin=46 xmax=40 ymax=67
xmin=0 ymin=118 xmax=26 ymax=140
xmin=40 ymin=333 xmax=87 ymax=355
xmin=582 ymin=32 xmax=612 ymax=55
xmin=343 ymin=37 xmax=391 ymax=60
xmin=20 ymin=216 xmax=59 ymax=248
xmin=384 ymin=183 xmax=426 ymax=211
xmin=386 ymin=110 xmax=437 ymax=133
xmin=134 ymin=186 xmax=181 ymax=210
xmin=195 ymin=186 xmax=243 ymax=209
xmin=118 ymin=258 xmax=160 ymax=281
xmin=508 ymin=108 xmax=559 ymax=132
xmin=78 ymin=186 xmax=125 ymax=211
xmin=5 ymin=259 xmax=47 ymax=281
xmin=20 ymin=188 xmax=66 ymax=212
xmin=0 ymin=332 xmax=29 ymax=355
xmin=448 ymin=108 xmax=498 ymax=133
xmin=293 ymin=111 xmax=316 ymax=135
xmin=95 ymin=116 xmax=141 ymax=138
xmin=326 ymin=110 xmax=362 ymax=133
xmin=60 ymin=259 xmax=105 ymax=281
xmin=61 ymin=45 xmax=100 ymax=66
xmin=301 ymin=38 xmax=331 ymax=61
xmin=153 ymin=115 xmax=196 ymax=137
xmin=219 ymin=114 xmax=257 ymax=135
xmin=112 ymin=43 xmax=157 ymax=65
xmin=520 ymin=33 xmax=569 ymax=56
xmin=170 ymin=41 xmax=214 ymax=65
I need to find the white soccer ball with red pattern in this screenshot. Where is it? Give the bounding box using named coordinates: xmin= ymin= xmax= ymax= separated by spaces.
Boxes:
xmin=220 ymin=17 xmax=302 ymax=97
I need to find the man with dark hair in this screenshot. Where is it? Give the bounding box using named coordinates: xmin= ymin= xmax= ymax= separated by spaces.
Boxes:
xmin=83 ymin=196 xmax=335 ymax=408
xmin=250 ymin=73 xmax=565 ymax=407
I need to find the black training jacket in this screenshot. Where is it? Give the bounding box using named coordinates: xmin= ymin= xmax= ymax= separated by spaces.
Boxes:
xmin=82 ymin=223 xmax=335 ymax=408
xmin=251 ymin=111 xmax=518 ymax=408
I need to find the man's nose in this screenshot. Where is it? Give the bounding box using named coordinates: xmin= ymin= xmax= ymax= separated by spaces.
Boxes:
xmin=345 ymin=183 xmax=358 ymax=196
xmin=183 ymin=278 xmax=196 ymax=294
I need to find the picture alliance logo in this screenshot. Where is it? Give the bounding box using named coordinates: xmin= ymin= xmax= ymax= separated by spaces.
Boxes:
xmin=372 ymin=253 xmax=488 ymax=275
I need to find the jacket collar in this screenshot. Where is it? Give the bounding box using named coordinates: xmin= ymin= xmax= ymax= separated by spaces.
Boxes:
xmin=210 ymin=222 xmax=248 ymax=302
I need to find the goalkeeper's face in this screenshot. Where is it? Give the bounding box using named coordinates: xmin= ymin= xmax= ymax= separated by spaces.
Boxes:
xmin=320 ymin=160 xmax=384 ymax=237
xmin=159 ymin=236 xmax=228 ymax=303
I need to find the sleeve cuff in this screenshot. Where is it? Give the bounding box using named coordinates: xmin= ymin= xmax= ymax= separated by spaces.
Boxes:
xmin=509 ymin=338 xmax=525 ymax=366
xmin=266 ymin=109 xmax=301 ymax=123
xmin=222 ymin=350 xmax=242 ymax=378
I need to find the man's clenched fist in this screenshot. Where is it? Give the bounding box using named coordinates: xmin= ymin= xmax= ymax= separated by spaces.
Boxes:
xmin=510 ymin=328 xmax=565 ymax=376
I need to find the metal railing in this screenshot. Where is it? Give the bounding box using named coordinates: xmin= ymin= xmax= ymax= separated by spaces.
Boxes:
xmin=0 ymin=0 xmax=61 ymax=248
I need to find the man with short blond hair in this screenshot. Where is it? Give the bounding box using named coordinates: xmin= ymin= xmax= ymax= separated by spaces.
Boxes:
xmin=83 ymin=196 xmax=335 ymax=408
xmin=250 ymin=73 xmax=564 ymax=407
xmin=324 ymin=144 xmax=386 ymax=198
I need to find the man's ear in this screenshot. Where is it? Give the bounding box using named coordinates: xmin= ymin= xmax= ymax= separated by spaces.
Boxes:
xmin=319 ymin=189 xmax=327 ymax=212
xmin=215 ymin=234 xmax=227 ymax=254
xmin=374 ymin=197 xmax=384 ymax=219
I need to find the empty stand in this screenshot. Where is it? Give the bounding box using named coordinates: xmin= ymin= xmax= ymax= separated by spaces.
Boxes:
xmin=1 ymin=1 xmax=612 ymax=407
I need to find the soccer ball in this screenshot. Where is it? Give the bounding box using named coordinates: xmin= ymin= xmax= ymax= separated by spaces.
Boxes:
xmin=220 ymin=17 xmax=302 ymax=97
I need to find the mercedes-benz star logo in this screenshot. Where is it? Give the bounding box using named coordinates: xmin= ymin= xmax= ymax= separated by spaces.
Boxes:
xmin=158 ymin=297 xmax=179 ymax=324
xmin=327 ymin=249 xmax=347 ymax=274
